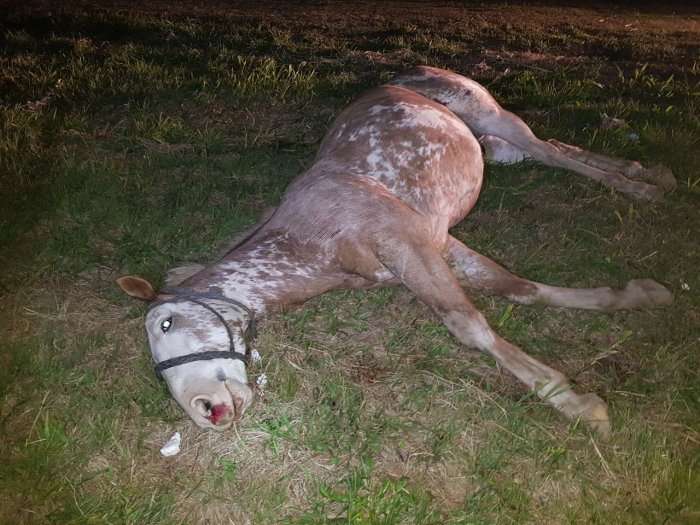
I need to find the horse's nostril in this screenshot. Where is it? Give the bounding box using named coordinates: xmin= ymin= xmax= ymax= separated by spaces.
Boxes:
xmin=193 ymin=397 xmax=214 ymax=418
xmin=192 ymin=397 xmax=231 ymax=425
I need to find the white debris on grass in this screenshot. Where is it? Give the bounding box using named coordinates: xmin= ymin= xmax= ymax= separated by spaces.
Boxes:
xmin=681 ymin=283 xmax=690 ymax=291
xmin=160 ymin=432 xmax=181 ymax=457
xmin=256 ymin=373 xmax=268 ymax=388
xmin=250 ymin=348 xmax=262 ymax=363
xmin=601 ymin=116 xmax=626 ymax=130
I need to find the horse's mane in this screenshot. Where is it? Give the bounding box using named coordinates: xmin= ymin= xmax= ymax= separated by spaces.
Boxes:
xmin=166 ymin=206 xmax=278 ymax=286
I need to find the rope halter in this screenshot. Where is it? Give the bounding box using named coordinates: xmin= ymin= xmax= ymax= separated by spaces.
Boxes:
xmin=146 ymin=286 xmax=256 ymax=380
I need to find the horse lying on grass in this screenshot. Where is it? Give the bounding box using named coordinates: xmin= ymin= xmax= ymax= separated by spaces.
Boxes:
xmin=118 ymin=66 xmax=674 ymax=439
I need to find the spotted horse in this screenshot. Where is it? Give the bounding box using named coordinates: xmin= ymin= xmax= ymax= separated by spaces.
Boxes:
xmin=118 ymin=66 xmax=675 ymax=438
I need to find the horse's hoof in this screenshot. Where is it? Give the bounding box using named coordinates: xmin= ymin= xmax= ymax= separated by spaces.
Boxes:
xmin=639 ymin=165 xmax=677 ymax=194
xmin=624 ymin=279 xmax=674 ymax=309
xmin=575 ymin=393 xmax=612 ymax=440
xmin=630 ymin=182 xmax=665 ymax=202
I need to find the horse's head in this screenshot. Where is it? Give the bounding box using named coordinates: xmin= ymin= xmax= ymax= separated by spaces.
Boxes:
xmin=116 ymin=276 xmax=254 ymax=430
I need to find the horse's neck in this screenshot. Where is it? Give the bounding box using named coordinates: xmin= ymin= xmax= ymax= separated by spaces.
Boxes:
xmin=184 ymin=232 xmax=337 ymax=314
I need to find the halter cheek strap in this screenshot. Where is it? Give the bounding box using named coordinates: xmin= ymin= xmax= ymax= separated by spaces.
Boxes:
xmin=147 ymin=286 xmax=257 ymax=380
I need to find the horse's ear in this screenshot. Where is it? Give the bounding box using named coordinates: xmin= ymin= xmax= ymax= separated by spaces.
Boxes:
xmin=116 ymin=276 xmax=158 ymax=302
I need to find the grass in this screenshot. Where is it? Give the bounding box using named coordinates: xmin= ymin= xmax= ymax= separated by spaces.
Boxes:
xmin=1 ymin=1 xmax=699 ymax=523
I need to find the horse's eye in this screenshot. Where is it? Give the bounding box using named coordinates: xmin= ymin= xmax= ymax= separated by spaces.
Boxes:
xmin=161 ymin=317 xmax=172 ymax=333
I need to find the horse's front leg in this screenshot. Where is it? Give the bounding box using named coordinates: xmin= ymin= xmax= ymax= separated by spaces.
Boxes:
xmin=445 ymin=236 xmax=673 ymax=310
xmin=373 ymin=224 xmax=612 ymax=438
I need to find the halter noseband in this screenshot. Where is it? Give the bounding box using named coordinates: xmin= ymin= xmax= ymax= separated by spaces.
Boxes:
xmin=147 ymin=286 xmax=256 ymax=380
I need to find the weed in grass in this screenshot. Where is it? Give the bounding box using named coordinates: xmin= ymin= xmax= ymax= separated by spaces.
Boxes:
xmin=212 ymin=453 xmax=238 ymax=482
xmin=258 ymin=414 xmax=298 ymax=455
xmin=298 ymin=458 xmax=440 ymax=525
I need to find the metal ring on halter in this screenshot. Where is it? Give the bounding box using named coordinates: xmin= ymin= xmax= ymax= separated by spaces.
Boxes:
xmin=147 ymin=286 xmax=256 ymax=380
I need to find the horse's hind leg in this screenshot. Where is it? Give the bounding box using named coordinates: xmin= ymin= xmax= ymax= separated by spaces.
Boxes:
xmin=479 ymin=135 xmax=531 ymax=164
xmin=445 ymin=236 xmax=673 ymax=310
xmin=484 ymin=134 xmax=652 ymax=179
xmin=480 ymin=135 xmax=656 ymax=182
xmin=548 ymin=139 xmax=643 ymax=175
xmin=475 ymin=111 xmax=672 ymax=200
xmin=549 ymin=139 xmax=677 ymax=193
xmin=390 ymin=66 xmax=675 ymax=200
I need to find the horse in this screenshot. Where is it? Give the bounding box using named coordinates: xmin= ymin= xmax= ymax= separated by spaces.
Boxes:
xmin=117 ymin=66 xmax=674 ymax=439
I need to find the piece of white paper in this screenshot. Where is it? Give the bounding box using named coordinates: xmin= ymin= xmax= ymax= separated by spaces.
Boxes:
xmin=160 ymin=432 xmax=181 ymax=457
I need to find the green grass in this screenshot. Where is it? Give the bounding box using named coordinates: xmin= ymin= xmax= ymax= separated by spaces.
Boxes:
xmin=1 ymin=2 xmax=699 ymax=524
